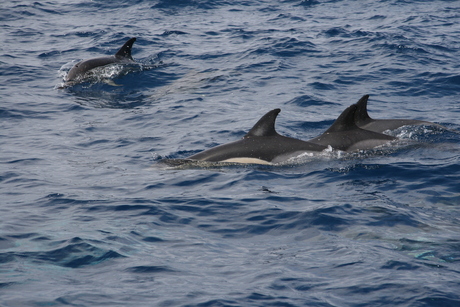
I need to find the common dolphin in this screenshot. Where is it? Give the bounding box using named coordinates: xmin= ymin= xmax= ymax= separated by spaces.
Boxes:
xmin=171 ymin=109 xmax=328 ymax=165
xmin=308 ymin=104 xmax=396 ymax=151
xmin=63 ymin=37 xmax=136 ymax=86
xmin=354 ymin=95 xmax=445 ymax=133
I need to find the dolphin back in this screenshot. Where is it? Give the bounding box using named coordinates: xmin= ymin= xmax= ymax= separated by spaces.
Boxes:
xmin=354 ymin=95 xmax=447 ymax=133
xmin=186 ymin=109 xmax=326 ymax=164
xmin=309 ymin=102 xmax=396 ymax=151
xmin=63 ymin=37 xmax=137 ymax=85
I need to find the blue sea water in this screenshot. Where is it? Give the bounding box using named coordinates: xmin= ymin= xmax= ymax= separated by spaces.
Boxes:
xmin=1 ymin=0 xmax=460 ymax=306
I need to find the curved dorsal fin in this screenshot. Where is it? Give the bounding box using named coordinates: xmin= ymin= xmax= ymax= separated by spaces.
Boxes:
xmin=245 ymin=109 xmax=281 ymax=137
xmin=324 ymin=104 xmax=359 ymax=133
xmin=115 ymin=37 xmax=136 ymax=60
xmin=354 ymin=94 xmax=372 ymax=125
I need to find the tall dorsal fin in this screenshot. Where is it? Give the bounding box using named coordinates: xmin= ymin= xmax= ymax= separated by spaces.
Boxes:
xmin=354 ymin=94 xmax=372 ymax=125
xmin=324 ymin=104 xmax=359 ymax=133
xmin=115 ymin=37 xmax=136 ymax=60
xmin=245 ymin=109 xmax=281 ymax=137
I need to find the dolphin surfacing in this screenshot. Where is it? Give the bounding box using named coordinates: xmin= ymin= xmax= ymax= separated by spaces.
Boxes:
xmin=175 ymin=109 xmax=328 ymax=165
xmin=162 ymin=105 xmax=400 ymax=166
xmin=354 ymin=95 xmax=445 ymax=133
xmin=63 ymin=37 xmax=137 ymax=87
xmin=308 ymin=104 xmax=396 ymax=151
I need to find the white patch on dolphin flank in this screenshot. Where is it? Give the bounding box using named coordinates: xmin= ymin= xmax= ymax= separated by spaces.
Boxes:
xmin=220 ymin=157 xmax=272 ymax=165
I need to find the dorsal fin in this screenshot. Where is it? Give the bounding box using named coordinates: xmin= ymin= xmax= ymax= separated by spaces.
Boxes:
xmin=245 ymin=109 xmax=281 ymax=137
xmin=354 ymin=94 xmax=372 ymax=125
xmin=324 ymin=104 xmax=359 ymax=133
xmin=115 ymin=37 xmax=136 ymax=60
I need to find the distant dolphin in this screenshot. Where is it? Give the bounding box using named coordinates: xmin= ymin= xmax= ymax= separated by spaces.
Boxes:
xmin=354 ymin=95 xmax=445 ymax=133
xmin=167 ymin=109 xmax=328 ymax=165
xmin=308 ymin=104 xmax=396 ymax=151
xmin=63 ymin=37 xmax=136 ymax=87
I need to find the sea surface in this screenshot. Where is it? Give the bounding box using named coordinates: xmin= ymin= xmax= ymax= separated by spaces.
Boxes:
xmin=1 ymin=0 xmax=460 ymax=306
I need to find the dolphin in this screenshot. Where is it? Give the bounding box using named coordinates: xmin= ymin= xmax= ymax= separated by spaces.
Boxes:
xmin=63 ymin=37 xmax=137 ymax=86
xmin=169 ymin=109 xmax=328 ymax=165
xmin=354 ymin=95 xmax=445 ymax=133
xmin=308 ymin=104 xmax=396 ymax=151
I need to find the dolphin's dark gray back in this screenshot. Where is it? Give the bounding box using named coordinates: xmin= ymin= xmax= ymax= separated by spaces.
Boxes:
xmin=187 ymin=109 xmax=326 ymax=163
xmin=65 ymin=37 xmax=136 ymax=83
xmin=309 ymin=104 xmax=396 ymax=151
xmin=354 ymin=94 xmax=442 ymax=133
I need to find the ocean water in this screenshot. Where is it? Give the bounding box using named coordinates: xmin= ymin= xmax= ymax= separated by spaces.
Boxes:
xmin=1 ymin=0 xmax=460 ymax=306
